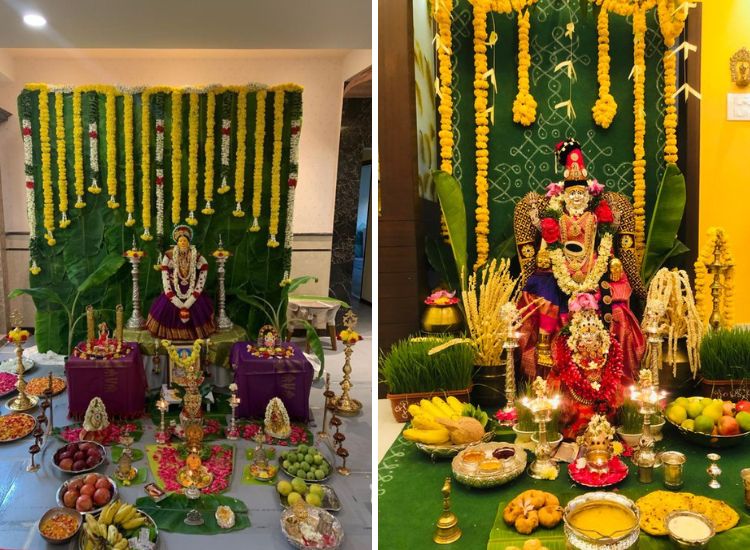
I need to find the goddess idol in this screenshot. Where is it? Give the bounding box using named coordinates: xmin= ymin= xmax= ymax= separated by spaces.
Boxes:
xmin=146 ymin=225 xmax=216 ymax=340
xmin=514 ymin=139 xmax=645 ymax=380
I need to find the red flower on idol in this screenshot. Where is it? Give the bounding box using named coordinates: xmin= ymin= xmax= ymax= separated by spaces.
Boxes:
xmin=594 ymin=200 xmax=614 ymax=224
xmin=540 ymin=217 xmax=560 ymax=244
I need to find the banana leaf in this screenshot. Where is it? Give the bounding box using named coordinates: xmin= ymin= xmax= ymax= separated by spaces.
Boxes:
xmin=77 ymin=253 xmax=126 ymax=294
xmin=490 ymin=233 xmax=517 ymax=261
xmin=302 ymin=319 xmax=326 ymax=379
xmin=425 ymin=234 xmax=460 ymax=292
xmin=135 ymin=494 xmax=250 ymax=535
xmin=641 ymin=163 xmax=688 ymax=285
xmin=432 ymin=170 xmax=468 ymax=290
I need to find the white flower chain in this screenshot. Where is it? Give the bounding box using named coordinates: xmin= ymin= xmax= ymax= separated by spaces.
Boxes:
xmin=550 ymin=232 xmax=613 ymax=295
xmin=23 ymin=119 xmax=37 ymax=240
xmin=155 ymin=118 xmax=165 ymax=236
xmin=89 ymin=122 xmax=100 ymax=189
xmin=171 ymin=245 xmax=198 ymax=301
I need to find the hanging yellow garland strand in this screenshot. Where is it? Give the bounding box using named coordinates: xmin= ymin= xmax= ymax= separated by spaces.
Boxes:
xmin=171 ymin=90 xmax=182 ymax=225
xmin=592 ymin=6 xmax=617 ymax=128
xmin=37 ymin=86 xmax=56 ymax=245
xmin=105 ymin=89 xmax=119 ymax=209
xmin=141 ymin=90 xmax=154 ymax=241
xmin=472 ymin=2 xmax=491 ymax=270
xmin=249 ymin=90 xmax=267 ymax=231
xmin=268 ymin=90 xmax=284 ymax=248
xmin=186 ymin=92 xmax=199 ymax=225
xmin=202 ymin=91 xmax=216 ymax=215
xmin=512 ymin=9 xmax=536 ymax=126
xmin=233 ymin=89 xmax=248 ymax=218
xmin=72 ymin=90 xmax=86 ymax=209
xmin=632 ymin=6 xmax=647 ymax=257
xmin=54 ymin=92 xmax=71 ymax=228
xmin=435 ymin=0 xmax=453 ymax=174
xmin=122 ymin=92 xmax=136 ymax=227
xmin=657 ymin=0 xmax=686 ymax=164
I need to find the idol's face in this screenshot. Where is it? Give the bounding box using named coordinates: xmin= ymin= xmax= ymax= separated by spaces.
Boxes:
xmin=177 ymin=236 xmax=190 ymax=251
xmin=563 ymin=187 xmax=590 ymax=216
xmin=577 ymin=329 xmax=604 ymax=357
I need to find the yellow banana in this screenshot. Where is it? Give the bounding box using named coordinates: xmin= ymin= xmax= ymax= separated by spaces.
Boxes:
xmin=98 ymin=521 xmax=108 ymax=539
xmin=121 ymin=515 xmax=146 ymax=530
xmin=85 ymin=513 xmax=98 ymax=531
xmin=419 ymin=399 xmax=446 ymax=419
xmin=407 ymin=404 xmax=424 ymax=418
xmin=113 ymin=540 xmax=129 ymax=550
xmin=102 ymin=500 xmax=120 ymax=525
xmin=446 ymin=396 xmax=465 ymax=415
xmin=108 ymin=524 xmax=118 ymax=544
xmin=113 ymin=503 xmax=135 ymax=524
xmin=403 ymin=427 xmax=450 ymax=444
xmin=411 ymin=414 xmax=443 ymax=431
xmin=431 ymin=396 xmax=456 ymax=418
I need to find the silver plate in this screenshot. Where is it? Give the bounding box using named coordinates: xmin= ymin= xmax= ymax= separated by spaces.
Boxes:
xmin=280 ymin=506 xmax=343 ymax=550
xmin=279 ymin=483 xmax=342 ymax=512
xmin=55 ymin=474 xmax=119 ymax=516
xmin=0 ymin=357 xmax=35 ymax=374
xmin=51 ymin=441 xmax=107 ymax=475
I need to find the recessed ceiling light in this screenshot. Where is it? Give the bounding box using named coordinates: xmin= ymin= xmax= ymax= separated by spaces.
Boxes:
xmin=23 ymin=13 xmax=47 ymax=28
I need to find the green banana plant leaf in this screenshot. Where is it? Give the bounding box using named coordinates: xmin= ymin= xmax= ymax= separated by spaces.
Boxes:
xmin=425 ymin=234 xmax=460 ymax=292
xmin=490 ymin=233 xmax=517 ymax=261
xmin=641 ymin=163 xmax=688 ymax=286
xmin=301 ymin=320 xmax=326 ymax=379
xmin=288 ymin=294 xmax=351 ymax=310
xmin=77 ymin=253 xmax=127 ymax=294
xmin=9 ymin=287 xmax=67 ymax=311
xmin=432 ymin=170 xmax=468 ymax=290
xmin=285 ymin=276 xmax=319 ymax=295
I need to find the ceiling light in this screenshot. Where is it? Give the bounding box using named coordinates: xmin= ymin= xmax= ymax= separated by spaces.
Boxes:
xmin=23 ymin=13 xmax=47 ymax=28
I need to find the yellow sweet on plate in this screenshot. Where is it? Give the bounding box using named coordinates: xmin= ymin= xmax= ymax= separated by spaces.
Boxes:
xmin=636 ymin=491 xmax=739 ymax=536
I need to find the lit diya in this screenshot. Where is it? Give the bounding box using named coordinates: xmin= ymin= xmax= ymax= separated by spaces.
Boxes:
xmin=177 ymin=453 xmax=213 ymax=490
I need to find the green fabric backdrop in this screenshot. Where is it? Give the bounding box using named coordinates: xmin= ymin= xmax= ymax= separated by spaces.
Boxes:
xmin=17 ymin=87 xmax=302 ymax=354
xmin=448 ymin=1 xmax=667 ymax=259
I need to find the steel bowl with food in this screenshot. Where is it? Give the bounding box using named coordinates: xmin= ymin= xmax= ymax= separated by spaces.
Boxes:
xmin=563 ymin=491 xmax=640 ymax=550
xmin=666 ymin=510 xmax=716 ymax=549
xmin=52 ymin=440 xmax=106 ymax=474
xmin=38 ymin=507 xmax=82 ymax=545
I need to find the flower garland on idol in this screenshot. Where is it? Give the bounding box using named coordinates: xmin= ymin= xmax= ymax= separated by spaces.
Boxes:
xmin=217 ymin=93 xmax=232 ymax=195
xmin=202 ymin=91 xmax=216 ymax=214
xmin=171 ymin=90 xmax=183 ymax=225
xmin=250 ymin=90 xmax=267 ymax=230
xmin=21 ymin=95 xmax=41 ymax=274
xmin=186 ymin=92 xmax=199 ymax=225
xmin=154 ymin=94 xmax=166 ymax=238
xmin=36 ymin=85 xmax=56 ymax=246
xmin=122 ymin=93 xmax=135 ymax=227
xmin=105 ymin=89 xmax=119 ymax=209
xmin=283 ymin=94 xmax=302 ymax=280
xmin=87 ymin=94 xmax=102 ymax=195
xmin=72 ymin=89 xmax=86 ymax=208
xmin=268 ymin=90 xmax=285 ymax=248
xmin=434 ymin=0 xmax=453 ymax=174
xmin=233 ymin=88 xmax=248 ymax=218
xmin=592 ymin=6 xmax=617 ymax=128
xmin=54 ymin=91 xmax=71 ymax=228
xmin=512 ymin=9 xmax=536 ymax=127
xmin=694 ymin=227 xmax=735 ymax=329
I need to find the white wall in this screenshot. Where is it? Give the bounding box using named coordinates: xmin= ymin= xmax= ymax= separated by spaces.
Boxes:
xmin=0 ymin=48 xmax=371 ymax=324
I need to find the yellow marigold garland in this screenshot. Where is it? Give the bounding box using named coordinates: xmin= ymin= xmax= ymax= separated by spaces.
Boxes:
xmin=694 ymin=227 xmax=735 ymax=329
xmin=632 ymin=5 xmax=647 ymax=257
xmin=141 ymin=90 xmax=153 ymax=241
xmin=233 ymin=89 xmax=248 ymax=218
xmin=267 ymin=91 xmax=284 ymax=248
xmin=72 ymin=89 xmax=86 ymax=208
xmin=657 ymin=0 xmax=686 ymax=164
xmin=171 ymin=90 xmax=182 ymax=225
xmin=122 ymin=92 xmax=136 ymax=227
xmin=249 ymin=90 xmax=267 ymax=230
xmin=592 ymin=6 xmax=617 ymax=128
xmin=435 ymin=0 xmax=453 ymax=173
xmin=472 ymin=1 xmax=491 ymax=269
xmin=38 ymin=86 xmax=55 ymax=245
xmin=202 ymin=91 xmax=216 ymax=215
xmin=54 ymin=92 xmax=71 ymax=228
xmin=186 ymin=92 xmax=199 ymax=225
xmin=512 ymin=9 xmax=536 ymax=126
xmin=105 ymin=89 xmax=119 ymax=209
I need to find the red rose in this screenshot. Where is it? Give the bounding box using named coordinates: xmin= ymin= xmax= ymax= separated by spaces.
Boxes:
xmin=540 ymin=217 xmax=560 ymax=244
xmin=595 ymin=200 xmax=614 ymax=224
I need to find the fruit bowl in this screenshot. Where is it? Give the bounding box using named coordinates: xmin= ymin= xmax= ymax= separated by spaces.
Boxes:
xmin=665 ymin=417 xmax=750 ymax=448
xmin=278 ymin=445 xmax=332 ymax=482
xmin=278 ymin=480 xmax=341 ymax=512
xmin=56 ymin=473 xmax=118 ymax=515
xmin=52 ymin=441 xmax=106 ymax=474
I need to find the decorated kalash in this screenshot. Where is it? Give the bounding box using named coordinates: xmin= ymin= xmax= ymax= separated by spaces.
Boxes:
xmin=377 ymin=1 xmax=750 ymax=548
xmin=5 ymin=81 xmax=350 ymax=548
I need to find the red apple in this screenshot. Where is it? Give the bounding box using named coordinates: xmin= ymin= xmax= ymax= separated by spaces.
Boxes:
xmin=58 ymin=451 xmax=73 ymax=461
xmin=63 ymin=490 xmax=79 ymax=508
xmin=737 ymin=401 xmax=750 ymax=414
xmin=93 ymin=488 xmax=111 ymax=506
xmin=75 ymin=495 xmax=93 ymax=512
xmin=79 ymin=442 xmax=94 ymax=452
xmin=84 ymin=474 xmax=99 ymax=485
xmin=58 ymin=458 xmax=74 ymax=471
xmin=74 ymin=451 xmax=85 ymax=462
xmin=80 ymin=484 xmax=96 ymax=497
xmin=67 ymin=479 xmax=84 ymax=492
xmin=95 ymin=478 xmax=110 ymax=490
xmin=719 ymin=415 xmax=741 ymax=436
xmin=72 ymin=460 xmax=87 ymax=471
xmin=86 ymin=456 xmax=100 ymax=468
xmin=723 ymin=401 xmax=736 ymax=417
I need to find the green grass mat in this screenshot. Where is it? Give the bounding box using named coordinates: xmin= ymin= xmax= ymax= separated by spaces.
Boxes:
xmin=135 ymin=494 xmax=250 ymax=535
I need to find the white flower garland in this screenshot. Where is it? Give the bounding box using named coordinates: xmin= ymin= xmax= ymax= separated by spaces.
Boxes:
xmin=283 ymin=115 xmax=302 ymax=280
xmin=218 ymin=93 xmax=232 ymax=194
xmin=549 ymin=233 xmax=613 ymax=296
xmin=171 ymin=245 xmax=198 ymax=301
xmin=88 ymin=121 xmax=101 ymax=193
xmin=22 ymin=117 xmax=41 ymax=274
xmin=155 ymin=117 xmax=165 ymax=237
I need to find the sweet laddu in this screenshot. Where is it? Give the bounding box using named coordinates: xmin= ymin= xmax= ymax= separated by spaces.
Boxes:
xmin=146 ymin=224 xmax=216 ymax=340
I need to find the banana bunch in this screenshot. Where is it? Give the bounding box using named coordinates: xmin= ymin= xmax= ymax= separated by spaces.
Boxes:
xmin=403 ymin=396 xmax=468 ymax=445
xmin=82 ymin=499 xmax=147 ymax=550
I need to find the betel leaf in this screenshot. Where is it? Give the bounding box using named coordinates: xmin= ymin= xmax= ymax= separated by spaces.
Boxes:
xmin=641 ymin=163 xmax=687 ymax=285
xmin=433 ymin=170 xmax=468 ymax=290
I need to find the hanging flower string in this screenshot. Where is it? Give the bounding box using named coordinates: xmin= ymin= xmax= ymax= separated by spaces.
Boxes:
xmin=54 ymin=92 xmax=71 ymax=228
xmin=171 ymin=90 xmax=183 ymax=224
xmin=35 ymin=85 xmax=56 ymax=246
xmin=154 ymin=94 xmax=166 ymax=238
xmin=186 ymin=92 xmax=199 ymax=225
xmin=249 ymin=90 xmax=267 ymax=230
xmin=283 ymin=94 xmax=302 ymax=280
xmin=87 ymin=94 xmax=102 ymax=195
xmin=21 ymin=94 xmax=41 ymax=274
xmin=472 ymin=1 xmax=491 ymax=269
xmin=72 ymin=89 xmax=86 ymax=208
xmin=202 ymin=90 xmax=216 ymax=214
xmin=512 ymin=9 xmax=536 ymax=126
xmin=105 ymin=89 xmax=119 ymax=208
xmin=434 ymin=0 xmax=453 ymax=174
xmin=592 ymin=6 xmax=617 ymax=128
xmin=268 ymin=90 xmax=285 ymax=247
xmin=233 ymin=89 xmax=248 ymax=217
xmin=632 ymin=5 xmax=647 ymax=256
xmin=122 ymin=93 xmax=135 ymax=227
xmin=217 ymin=93 xmax=232 ymax=195
xmin=657 ymin=0 xmax=687 ymax=164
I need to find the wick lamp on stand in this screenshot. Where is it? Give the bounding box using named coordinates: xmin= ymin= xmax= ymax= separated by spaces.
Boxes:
xmin=522 ymin=376 xmax=560 ymax=480
xmin=630 ymin=369 xmax=665 ymax=483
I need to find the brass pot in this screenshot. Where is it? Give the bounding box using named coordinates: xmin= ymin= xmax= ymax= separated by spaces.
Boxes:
xmin=585 ymin=447 xmax=611 ymax=474
xmin=421 ymin=304 xmax=463 ymax=334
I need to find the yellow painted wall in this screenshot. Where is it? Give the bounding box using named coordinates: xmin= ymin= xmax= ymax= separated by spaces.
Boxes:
xmin=700 ymin=1 xmax=750 ymax=323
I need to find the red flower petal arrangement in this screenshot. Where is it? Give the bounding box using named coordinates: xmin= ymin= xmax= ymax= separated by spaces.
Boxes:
xmin=235 ymin=422 xmax=310 ymax=446
xmin=568 ymin=455 xmax=628 ymax=488
xmin=61 ymin=422 xmax=139 ymax=446
xmin=153 ymin=444 xmax=234 ymax=494
xmin=0 ymin=372 xmax=18 ymax=395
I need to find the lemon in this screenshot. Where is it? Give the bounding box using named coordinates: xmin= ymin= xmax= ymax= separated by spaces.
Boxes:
xmin=680 ymin=419 xmax=695 ymax=431
xmin=694 ymin=415 xmax=714 ymax=434
xmin=687 ymin=401 xmax=704 ymax=419
xmin=667 ymin=405 xmax=687 ymax=425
